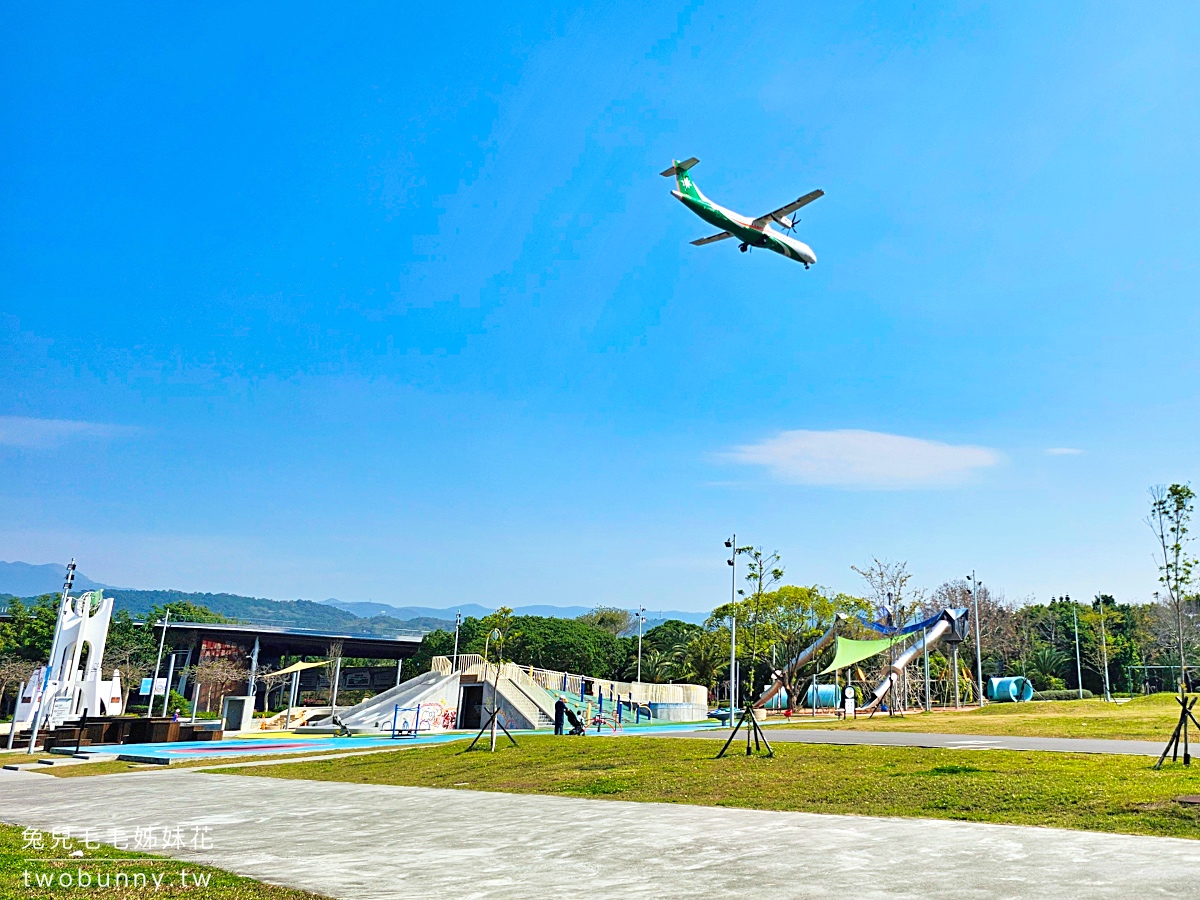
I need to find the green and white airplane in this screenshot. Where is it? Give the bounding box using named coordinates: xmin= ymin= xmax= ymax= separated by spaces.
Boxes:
xmin=661 ymin=157 xmax=823 ymax=268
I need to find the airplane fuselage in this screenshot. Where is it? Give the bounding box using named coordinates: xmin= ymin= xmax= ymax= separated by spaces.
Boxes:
xmin=672 ymin=190 xmax=817 ymax=266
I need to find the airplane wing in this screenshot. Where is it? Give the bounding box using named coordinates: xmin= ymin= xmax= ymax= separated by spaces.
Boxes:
xmin=690 ymin=231 xmax=733 ymax=246
xmin=751 ymin=189 xmax=824 ymax=229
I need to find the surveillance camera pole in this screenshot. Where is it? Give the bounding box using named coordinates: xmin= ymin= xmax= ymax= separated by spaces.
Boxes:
xmin=726 ymin=535 xmax=737 ymax=731
xmin=636 ymin=605 xmax=646 ymax=683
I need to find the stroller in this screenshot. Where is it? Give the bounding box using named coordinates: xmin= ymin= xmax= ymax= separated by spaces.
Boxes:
xmin=564 ymin=706 xmax=586 ymax=736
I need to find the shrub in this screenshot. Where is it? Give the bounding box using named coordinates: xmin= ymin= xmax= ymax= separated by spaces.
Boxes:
xmin=1031 ymin=689 xmax=1095 ymax=701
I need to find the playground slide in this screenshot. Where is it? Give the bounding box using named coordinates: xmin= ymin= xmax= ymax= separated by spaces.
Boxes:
xmin=755 ymin=614 xmax=846 ymax=708
xmin=859 ymin=616 xmax=953 ymax=712
xmin=301 ymin=670 xmax=459 ymax=732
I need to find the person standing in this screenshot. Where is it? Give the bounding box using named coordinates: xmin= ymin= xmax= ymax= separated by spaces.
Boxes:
xmin=553 ymin=696 xmax=567 ymax=735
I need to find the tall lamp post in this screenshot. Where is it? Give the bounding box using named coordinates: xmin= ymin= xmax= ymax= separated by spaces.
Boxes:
xmin=146 ymin=609 xmax=172 ymax=718
xmin=1068 ymin=594 xmax=1083 ymax=699
xmin=635 ymin=605 xmax=646 ymax=683
xmin=966 ymin=573 xmax=984 ymax=706
xmin=1098 ymin=596 xmax=1112 ymax=702
xmin=451 ymin=610 xmax=462 ymax=671
xmin=725 ymin=535 xmax=738 ymax=726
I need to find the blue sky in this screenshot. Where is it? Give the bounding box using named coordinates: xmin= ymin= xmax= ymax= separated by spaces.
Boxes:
xmin=2 ymin=2 xmax=1197 ymax=611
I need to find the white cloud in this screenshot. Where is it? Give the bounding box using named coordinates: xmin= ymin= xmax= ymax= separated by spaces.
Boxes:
xmin=1045 ymin=447 xmax=1083 ymax=456
xmin=722 ymin=429 xmax=1002 ymax=489
xmin=0 ymin=416 xmax=138 ymax=448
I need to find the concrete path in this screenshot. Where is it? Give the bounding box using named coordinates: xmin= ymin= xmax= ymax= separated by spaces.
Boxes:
xmin=2 ymin=769 xmax=1198 ymax=899
xmin=661 ymin=727 xmax=1166 ymax=756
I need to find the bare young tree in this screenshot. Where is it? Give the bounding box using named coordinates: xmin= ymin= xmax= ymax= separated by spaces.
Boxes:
xmin=740 ymin=547 xmax=784 ymax=665
xmin=192 ymin=657 xmax=248 ymax=714
xmin=105 ymin=645 xmax=152 ymax=711
xmin=852 ymin=559 xmax=924 ymax=628
xmin=930 ymin=579 xmax=1015 ymax=679
xmin=326 ymin=640 xmax=345 ymax=708
xmin=1147 ymin=483 xmax=1196 ymax=679
xmin=0 ymin=657 xmax=35 ymax=714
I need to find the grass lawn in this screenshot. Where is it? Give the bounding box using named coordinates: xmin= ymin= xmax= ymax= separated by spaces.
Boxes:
xmin=765 ymin=692 xmax=1185 ymax=741
xmin=219 ymin=734 xmax=1200 ymax=839
xmin=38 ymin=746 xmax=393 ymax=779
xmin=0 ymin=751 xmax=54 ymax=768
xmin=0 ymin=822 xmax=325 ymax=899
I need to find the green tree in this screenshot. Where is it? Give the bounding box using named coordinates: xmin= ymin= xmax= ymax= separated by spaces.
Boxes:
xmin=576 ymin=607 xmax=635 ymax=636
xmin=753 ymin=586 xmax=870 ymax=710
xmin=0 ymin=595 xmax=59 ymax=661
xmin=480 ymin=606 xmax=517 ymax=657
xmin=1026 ymin=646 xmax=1068 ymax=691
xmin=624 ymin=647 xmax=682 ymax=683
xmin=741 ymin=548 xmax=784 ymax=674
xmin=1147 ymin=483 xmax=1196 ymax=679
xmin=641 ymin=620 xmax=703 ymax=654
xmin=103 ymin=609 xmax=159 ymax=709
xmin=409 ymin=613 xmax=628 ymax=679
xmin=677 ymin=631 xmax=728 ymax=700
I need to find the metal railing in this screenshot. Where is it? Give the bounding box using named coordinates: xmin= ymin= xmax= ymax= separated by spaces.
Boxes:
xmin=431 ymin=654 xmax=484 ymax=675
xmin=428 ymin=656 xmax=707 ymax=711
xmin=482 ymin=663 xmax=546 ymax=728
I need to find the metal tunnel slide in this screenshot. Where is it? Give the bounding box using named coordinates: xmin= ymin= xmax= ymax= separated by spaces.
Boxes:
xmin=859 ymin=609 xmax=965 ymax=713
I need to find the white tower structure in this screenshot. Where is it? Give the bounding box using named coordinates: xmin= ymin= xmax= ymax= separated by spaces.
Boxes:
xmin=15 ymin=563 xmax=124 ymax=744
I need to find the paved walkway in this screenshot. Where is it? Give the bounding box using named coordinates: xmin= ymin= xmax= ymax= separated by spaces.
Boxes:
xmin=2 ymin=769 xmax=1198 ymax=899
xmin=662 ymin=727 xmax=1165 ymax=756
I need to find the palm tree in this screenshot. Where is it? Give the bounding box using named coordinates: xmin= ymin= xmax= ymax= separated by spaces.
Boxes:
xmin=623 ymin=644 xmax=684 ymax=683
xmin=1026 ymin=646 xmax=1068 ymax=691
xmin=677 ymin=633 xmax=728 ymax=701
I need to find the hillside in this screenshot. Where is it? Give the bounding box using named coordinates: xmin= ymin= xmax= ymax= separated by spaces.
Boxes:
xmin=0 ymin=560 xmax=107 ymax=596
xmin=0 ymin=587 xmax=451 ymax=636
xmin=104 ymin=590 xmax=451 ymax=635
xmin=320 ymin=598 xmax=709 ymax=626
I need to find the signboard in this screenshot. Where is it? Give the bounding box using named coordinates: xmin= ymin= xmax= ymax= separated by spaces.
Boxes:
xmin=139 ymin=677 xmax=168 ymax=697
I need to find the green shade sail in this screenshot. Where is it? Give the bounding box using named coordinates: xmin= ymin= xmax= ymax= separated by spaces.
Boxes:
xmin=818 ymin=635 xmax=905 ymax=675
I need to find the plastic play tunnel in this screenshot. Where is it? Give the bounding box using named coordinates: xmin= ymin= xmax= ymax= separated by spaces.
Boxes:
xmin=986 ymin=676 xmax=1034 ymax=702
xmin=803 ymin=684 xmax=842 ymax=708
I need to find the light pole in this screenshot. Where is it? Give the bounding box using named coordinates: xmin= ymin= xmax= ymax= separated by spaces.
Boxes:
xmin=451 ymin=610 xmax=462 ymax=671
xmin=636 ymin=605 xmax=646 ymax=683
xmin=725 ymin=536 xmax=738 ymax=725
xmin=146 ymin=609 xmax=171 ymax=718
xmin=1098 ymin=596 xmax=1112 ymax=702
xmin=1068 ymin=595 xmax=1083 ymax=699
xmin=966 ymin=573 xmax=984 ymax=706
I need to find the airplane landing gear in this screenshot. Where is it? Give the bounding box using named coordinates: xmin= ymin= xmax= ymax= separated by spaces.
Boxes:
xmin=739 ymin=243 xmax=749 ymax=253
xmin=804 ymin=263 xmax=810 ymax=269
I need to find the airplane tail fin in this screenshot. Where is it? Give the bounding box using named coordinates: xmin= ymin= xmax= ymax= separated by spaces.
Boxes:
xmin=660 ymin=157 xmax=701 ymax=200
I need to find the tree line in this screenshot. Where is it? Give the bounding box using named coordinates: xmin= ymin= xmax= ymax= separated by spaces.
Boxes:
xmin=3 ymin=482 xmax=1194 ymax=714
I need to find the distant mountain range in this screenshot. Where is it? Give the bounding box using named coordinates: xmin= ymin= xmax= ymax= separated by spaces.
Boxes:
xmin=0 ymin=560 xmax=710 ymax=632
xmin=0 ymin=560 xmax=108 ymax=596
xmin=317 ymin=598 xmax=709 ymax=627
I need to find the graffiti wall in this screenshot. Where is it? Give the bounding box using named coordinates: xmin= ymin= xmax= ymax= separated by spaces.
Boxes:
xmin=392 ymin=699 xmax=457 ymax=732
